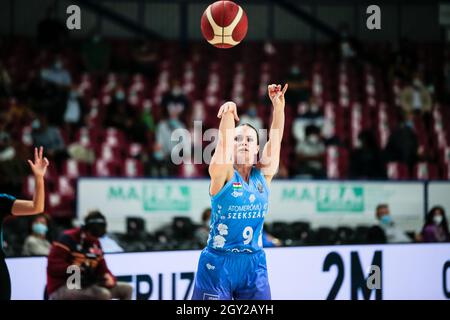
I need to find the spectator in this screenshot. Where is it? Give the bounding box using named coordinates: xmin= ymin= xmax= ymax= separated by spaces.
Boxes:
xmin=47 ymin=211 xmax=132 ymax=300
xmin=0 ymin=61 xmax=11 ymax=98
xmin=421 ymin=206 xmax=450 ymax=243
xmin=338 ymin=22 xmax=356 ymax=61
xmin=399 ymin=73 xmax=432 ymax=115
xmin=132 ymin=40 xmax=159 ymax=81
xmin=375 ymin=204 xmax=411 ymax=243
xmin=239 ymin=104 xmax=263 ymax=132
xmin=0 ymin=124 xmax=27 ymax=194
xmin=294 ymin=124 xmax=326 ymax=179
xmin=292 ymin=96 xmax=324 ymax=142
xmin=40 ymin=57 xmax=72 ymax=89
xmin=194 ymin=208 xmax=211 ymax=246
xmin=22 ymin=214 xmax=51 ymax=256
xmin=384 ymin=112 xmax=418 ymax=174
xmin=161 ymin=79 xmax=190 ymax=124
xmin=64 ymin=86 xmax=85 ymax=139
xmin=349 ymin=130 xmax=386 ymax=179
xmin=150 ymin=103 xmax=190 ymax=177
xmin=285 ymin=65 xmax=310 ymax=107
xmin=81 ymin=33 xmax=111 ymax=74
xmin=31 ymin=114 xmax=67 ymax=166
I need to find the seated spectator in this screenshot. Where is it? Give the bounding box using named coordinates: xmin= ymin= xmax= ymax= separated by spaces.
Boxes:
xmin=132 ymin=40 xmax=159 ymax=81
xmin=295 ymin=124 xmax=326 ymax=179
xmin=0 ymin=60 xmax=11 ymax=98
xmin=400 ymin=73 xmax=432 ymax=115
xmin=32 ymin=114 xmax=67 ymax=166
xmin=194 ymin=208 xmax=211 ymax=246
xmin=40 ymin=57 xmax=72 ymax=89
xmin=81 ymin=33 xmax=111 ymax=74
xmin=421 ymin=206 xmax=450 ymax=243
xmin=292 ymin=96 xmax=324 ymax=142
xmin=150 ymin=103 xmax=190 ymax=177
xmin=285 ymin=65 xmax=310 ymax=107
xmin=384 ymin=112 xmax=418 ymax=174
xmin=22 ymin=214 xmax=51 ymax=256
xmin=161 ymin=79 xmax=191 ymax=124
xmin=47 ymin=211 xmax=132 ymax=300
xmin=0 ymin=124 xmax=27 ymax=194
xmin=375 ymin=204 xmax=411 ymax=243
xmin=349 ymin=130 xmax=386 ymax=179
xmin=239 ymin=103 xmax=263 ymax=132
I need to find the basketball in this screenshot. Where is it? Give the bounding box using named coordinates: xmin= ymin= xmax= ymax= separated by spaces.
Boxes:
xmin=201 ymin=0 xmax=248 ymax=49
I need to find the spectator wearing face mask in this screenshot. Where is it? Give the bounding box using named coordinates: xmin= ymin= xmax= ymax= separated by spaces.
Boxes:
xmin=239 ymin=104 xmax=263 ymax=132
xmin=375 ymin=204 xmax=411 ymax=243
xmin=400 ymin=73 xmax=432 ymax=116
xmin=22 ymin=214 xmax=51 ymax=256
xmin=421 ymin=206 xmax=450 ymax=243
xmin=295 ymin=124 xmax=326 ymax=179
xmin=292 ymin=96 xmax=324 ymax=143
xmin=40 ymin=57 xmax=72 ymax=89
xmin=47 ymin=211 xmax=132 ymax=300
xmin=151 ymin=102 xmax=190 ymax=177
xmin=161 ymin=79 xmax=191 ymax=124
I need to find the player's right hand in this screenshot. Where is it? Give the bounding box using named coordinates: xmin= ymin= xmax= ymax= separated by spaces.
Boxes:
xmin=217 ymin=101 xmax=239 ymax=121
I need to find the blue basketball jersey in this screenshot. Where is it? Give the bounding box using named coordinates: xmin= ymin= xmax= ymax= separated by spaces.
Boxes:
xmin=207 ymin=166 xmax=269 ymax=253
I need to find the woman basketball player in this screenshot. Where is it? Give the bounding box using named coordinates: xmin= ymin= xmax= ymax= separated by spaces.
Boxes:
xmin=0 ymin=146 xmax=49 ymax=300
xmin=192 ymin=83 xmax=288 ymax=300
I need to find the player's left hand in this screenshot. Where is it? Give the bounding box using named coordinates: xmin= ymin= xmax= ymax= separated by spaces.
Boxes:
xmin=28 ymin=146 xmax=49 ymax=178
xmin=268 ymin=83 xmax=288 ymax=110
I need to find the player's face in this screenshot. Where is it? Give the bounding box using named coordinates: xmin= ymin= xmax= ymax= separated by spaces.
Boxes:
xmin=234 ymin=125 xmax=259 ymax=165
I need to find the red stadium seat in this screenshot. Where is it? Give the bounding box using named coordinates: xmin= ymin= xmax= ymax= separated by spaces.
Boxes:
xmin=386 ymin=162 xmax=410 ymax=180
xmin=413 ymin=163 xmax=438 ymax=180
xmin=122 ymin=158 xmax=144 ymax=177
xmin=62 ymin=159 xmax=89 ymax=179
xmin=93 ymin=160 xmax=119 ymax=177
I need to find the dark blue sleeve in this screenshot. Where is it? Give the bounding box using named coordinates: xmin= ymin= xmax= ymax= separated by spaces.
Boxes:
xmin=0 ymin=193 xmax=16 ymax=219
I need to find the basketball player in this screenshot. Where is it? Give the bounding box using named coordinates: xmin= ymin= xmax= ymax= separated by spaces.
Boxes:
xmin=192 ymin=83 xmax=288 ymax=300
xmin=0 ymin=146 xmax=49 ymax=300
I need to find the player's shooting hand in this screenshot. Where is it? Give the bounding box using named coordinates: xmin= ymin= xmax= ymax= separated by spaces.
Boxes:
xmin=268 ymin=83 xmax=288 ymax=110
xmin=217 ymin=101 xmax=239 ymax=121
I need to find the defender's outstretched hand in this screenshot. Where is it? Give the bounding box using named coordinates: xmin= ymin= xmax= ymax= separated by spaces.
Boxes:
xmin=28 ymin=146 xmax=49 ymax=178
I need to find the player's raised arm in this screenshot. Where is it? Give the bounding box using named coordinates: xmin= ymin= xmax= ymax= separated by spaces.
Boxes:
xmin=11 ymin=147 xmax=49 ymax=216
xmin=209 ymin=101 xmax=239 ymax=196
xmin=260 ymin=83 xmax=288 ymax=185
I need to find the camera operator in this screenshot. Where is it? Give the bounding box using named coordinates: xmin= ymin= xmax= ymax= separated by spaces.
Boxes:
xmin=47 ymin=211 xmax=132 ymax=300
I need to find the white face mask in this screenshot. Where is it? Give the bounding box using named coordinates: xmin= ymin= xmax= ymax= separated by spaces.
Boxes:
xmin=433 ymin=215 xmax=443 ymax=225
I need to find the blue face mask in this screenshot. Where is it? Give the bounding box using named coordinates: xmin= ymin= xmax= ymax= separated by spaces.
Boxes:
xmin=380 ymin=215 xmax=392 ymax=226
xmin=405 ymin=121 xmax=414 ymax=129
xmin=32 ymin=223 xmax=48 ymax=236
xmin=247 ymin=109 xmax=257 ymax=117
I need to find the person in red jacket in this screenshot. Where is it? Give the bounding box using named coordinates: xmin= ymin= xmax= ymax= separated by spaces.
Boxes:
xmin=47 ymin=211 xmax=132 ymax=300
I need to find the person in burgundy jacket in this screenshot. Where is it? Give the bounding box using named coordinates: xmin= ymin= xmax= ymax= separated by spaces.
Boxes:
xmin=47 ymin=210 xmax=132 ymax=300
